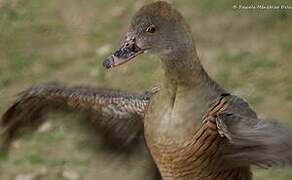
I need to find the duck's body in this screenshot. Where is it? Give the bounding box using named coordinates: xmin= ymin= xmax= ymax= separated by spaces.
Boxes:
xmin=145 ymin=80 xmax=253 ymax=179
xmin=144 ymin=37 xmax=253 ymax=179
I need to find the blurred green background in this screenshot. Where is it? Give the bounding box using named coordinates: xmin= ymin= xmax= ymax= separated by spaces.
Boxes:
xmin=0 ymin=0 xmax=291 ymax=179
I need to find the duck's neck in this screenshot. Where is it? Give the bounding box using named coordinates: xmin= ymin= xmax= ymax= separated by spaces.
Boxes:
xmin=156 ymin=44 xmax=224 ymax=136
xmin=159 ymin=46 xmax=216 ymax=94
xmin=146 ymin=42 xmax=225 ymax=142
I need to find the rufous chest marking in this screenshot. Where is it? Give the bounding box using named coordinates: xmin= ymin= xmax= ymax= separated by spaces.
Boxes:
xmin=146 ymin=95 xmax=249 ymax=180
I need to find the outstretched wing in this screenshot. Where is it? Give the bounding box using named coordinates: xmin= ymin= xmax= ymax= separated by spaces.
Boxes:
xmin=0 ymin=82 xmax=159 ymax=152
xmin=217 ymin=111 xmax=292 ymax=169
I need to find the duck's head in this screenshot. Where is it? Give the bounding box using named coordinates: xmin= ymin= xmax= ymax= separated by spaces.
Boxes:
xmin=103 ymin=1 xmax=194 ymax=69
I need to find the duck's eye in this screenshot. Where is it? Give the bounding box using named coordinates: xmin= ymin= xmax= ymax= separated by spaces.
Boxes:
xmin=146 ymin=25 xmax=157 ymax=33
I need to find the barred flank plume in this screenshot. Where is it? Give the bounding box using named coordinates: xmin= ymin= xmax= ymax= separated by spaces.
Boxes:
xmin=0 ymin=82 xmax=159 ymax=152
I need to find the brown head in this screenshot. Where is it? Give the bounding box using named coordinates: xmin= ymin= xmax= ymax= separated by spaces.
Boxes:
xmin=103 ymin=1 xmax=195 ymax=68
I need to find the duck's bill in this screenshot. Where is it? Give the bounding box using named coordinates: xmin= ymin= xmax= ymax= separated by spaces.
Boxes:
xmin=103 ymin=38 xmax=144 ymax=69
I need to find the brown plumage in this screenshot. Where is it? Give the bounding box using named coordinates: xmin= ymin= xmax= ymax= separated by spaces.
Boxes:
xmin=103 ymin=1 xmax=292 ymax=179
xmin=148 ymin=95 xmax=251 ymax=180
xmin=1 ymin=82 xmax=163 ymax=179
xmin=0 ymin=82 xmax=159 ymax=152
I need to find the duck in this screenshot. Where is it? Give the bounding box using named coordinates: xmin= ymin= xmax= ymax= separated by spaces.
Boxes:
xmin=103 ymin=1 xmax=292 ymax=180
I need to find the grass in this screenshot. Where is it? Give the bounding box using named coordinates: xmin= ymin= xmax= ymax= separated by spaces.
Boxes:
xmin=0 ymin=0 xmax=292 ymax=179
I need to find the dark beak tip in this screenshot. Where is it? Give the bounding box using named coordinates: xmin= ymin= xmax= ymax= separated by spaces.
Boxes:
xmin=103 ymin=57 xmax=114 ymax=69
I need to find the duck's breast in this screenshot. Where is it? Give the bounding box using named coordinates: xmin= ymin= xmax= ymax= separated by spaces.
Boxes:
xmin=146 ymin=120 xmax=251 ymax=180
